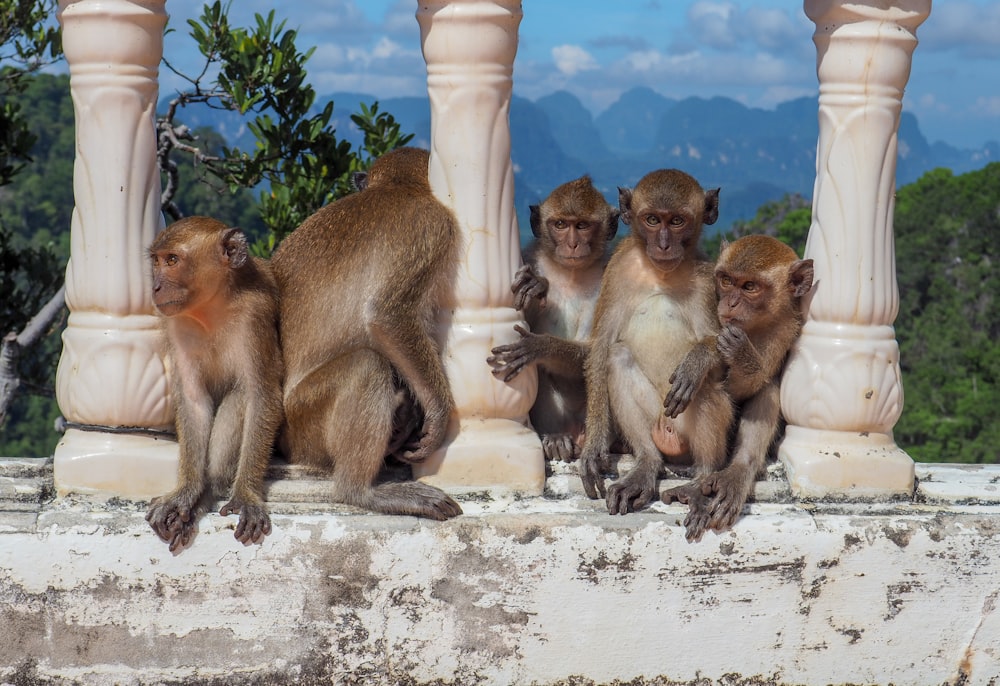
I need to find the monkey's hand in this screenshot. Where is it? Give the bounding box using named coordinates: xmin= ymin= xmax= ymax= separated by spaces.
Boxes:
xmin=701 ymin=463 xmax=755 ymax=534
xmin=399 ymin=404 xmax=450 ymax=464
xmin=717 ymin=324 xmax=761 ymax=374
xmin=510 ymin=264 xmax=549 ymax=311
xmin=146 ymin=492 xmax=200 ymax=553
xmin=661 ymin=480 xmax=713 ymax=543
xmin=664 ymin=344 xmax=713 ymax=418
xmin=487 ymin=325 xmax=540 ymax=382
xmin=541 ymin=433 xmax=579 ymax=462
xmin=579 ymin=446 xmax=609 ymax=500
xmin=220 ymin=497 xmax=272 ymax=545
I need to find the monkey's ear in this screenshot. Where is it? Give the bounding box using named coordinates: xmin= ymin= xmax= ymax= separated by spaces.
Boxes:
xmin=351 ymin=171 xmax=369 ymax=192
xmin=608 ymin=208 xmax=621 ymax=240
xmin=788 ymin=258 xmax=814 ymax=298
xmin=221 ymin=227 xmax=249 ymax=269
xmin=529 ymin=205 xmax=542 ymax=238
xmin=617 ymin=187 xmax=633 ymax=225
xmin=703 ymin=188 xmax=721 ymax=226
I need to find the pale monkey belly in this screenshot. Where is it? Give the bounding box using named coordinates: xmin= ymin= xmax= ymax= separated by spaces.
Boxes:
xmin=618 ymin=293 xmax=698 ymax=395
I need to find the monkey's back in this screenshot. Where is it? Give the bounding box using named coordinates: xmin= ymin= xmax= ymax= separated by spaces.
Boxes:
xmin=272 ymin=176 xmax=459 ymax=387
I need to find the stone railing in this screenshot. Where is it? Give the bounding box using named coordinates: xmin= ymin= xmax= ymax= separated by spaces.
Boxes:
xmin=51 ymin=0 xmax=931 ymax=501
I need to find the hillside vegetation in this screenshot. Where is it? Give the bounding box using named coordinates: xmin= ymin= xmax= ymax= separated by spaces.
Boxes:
xmin=1 ymin=73 xmax=996 ymax=464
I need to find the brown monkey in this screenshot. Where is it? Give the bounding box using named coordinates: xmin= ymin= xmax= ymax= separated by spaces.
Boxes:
xmin=145 ymin=217 xmax=282 ymax=552
xmin=662 ymin=235 xmax=814 ymax=540
xmin=579 ymin=169 xmax=734 ymax=515
xmin=487 ymin=176 xmax=619 ymax=462
xmin=271 ymin=146 xmax=462 ymax=521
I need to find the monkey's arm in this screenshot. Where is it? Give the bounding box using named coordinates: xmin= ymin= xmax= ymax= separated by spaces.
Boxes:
xmin=663 ymin=339 xmax=721 ymax=418
xmin=717 ymin=324 xmax=770 ymax=401
xmin=511 ymin=263 xmax=549 ymax=311
xmin=579 ymin=320 xmax=617 ymax=500
xmin=487 ymin=325 xmax=586 ymax=382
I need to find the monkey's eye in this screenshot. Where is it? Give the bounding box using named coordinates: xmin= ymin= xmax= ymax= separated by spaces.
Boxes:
xmin=669 ymin=216 xmax=685 ymax=226
xmin=165 ymin=254 xmax=179 ymax=267
xmin=576 ymin=222 xmax=591 ymax=231
xmin=644 ymin=215 xmax=660 ymax=226
xmin=718 ymin=275 xmax=733 ymax=288
xmin=742 ymin=281 xmax=758 ymax=293
xmin=553 ymin=220 xmax=567 ymax=230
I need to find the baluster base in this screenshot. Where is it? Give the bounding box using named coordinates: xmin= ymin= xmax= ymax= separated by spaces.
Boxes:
xmin=54 ymin=429 xmax=178 ymax=499
xmin=778 ymin=426 xmax=914 ymax=498
xmin=414 ymin=418 xmax=545 ymax=495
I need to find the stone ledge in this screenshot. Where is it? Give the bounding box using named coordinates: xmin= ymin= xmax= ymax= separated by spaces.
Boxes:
xmin=1 ymin=458 xmax=999 ymax=685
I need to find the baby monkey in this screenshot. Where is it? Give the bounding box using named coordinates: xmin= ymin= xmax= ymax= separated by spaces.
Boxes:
xmin=662 ymin=234 xmax=813 ymax=541
xmin=145 ymin=217 xmax=283 ymax=552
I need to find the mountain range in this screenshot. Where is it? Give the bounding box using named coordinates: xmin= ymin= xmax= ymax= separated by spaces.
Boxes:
xmin=162 ymin=86 xmax=999 ymax=234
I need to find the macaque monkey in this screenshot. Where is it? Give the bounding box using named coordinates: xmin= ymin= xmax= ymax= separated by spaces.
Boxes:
xmin=487 ymin=176 xmax=619 ymax=462
xmin=579 ymin=169 xmax=733 ymax=515
xmin=145 ymin=217 xmax=283 ymax=552
xmin=271 ymin=146 xmax=462 ymax=521
xmin=662 ymin=235 xmax=814 ymax=540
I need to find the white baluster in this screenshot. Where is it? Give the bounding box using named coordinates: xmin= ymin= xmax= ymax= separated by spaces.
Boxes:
xmin=53 ymin=0 xmax=177 ymax=498
xmin=413 ymin=0 xmax=545 ymax=494
xmin=779 ymin=0 xmax=931 ymax=496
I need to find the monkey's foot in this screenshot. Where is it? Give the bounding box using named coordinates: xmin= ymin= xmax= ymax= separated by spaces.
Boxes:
xmin=661 ymin=480 xmax=712 ymax=542
xmin=541 ymin=433 xmax=578 ymax=462
xmin=702 ymin=463 xmax=755 ymax=534
xmin=220 ymin=498 xmax=273 ymax=545
xmin=364 ymin=481 xmax=463 ymax=521
xmin=606 ymin=468 xmax=658 ymax=515
xmin=652 ymin=415 xmax=690 ymax=457
xmin=146 ymin=495 xmax=200 ymax=553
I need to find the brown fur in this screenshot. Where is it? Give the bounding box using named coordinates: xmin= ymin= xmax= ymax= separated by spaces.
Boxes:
xmin=145 ymin=216 xmax=283 ymax=552
xmin=487 ymin=176 xmax=618 ymax=462
xmin=579 ymin=169 xmax=733 ymax=515
xmin=662 ymin=234 xmax=814 ymax=540
xmin=270 ymin=147 xmax=462 ymax=521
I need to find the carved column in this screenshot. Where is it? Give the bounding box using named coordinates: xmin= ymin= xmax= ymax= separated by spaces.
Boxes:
xmin=413 ymin=0 xmax=545 ymax=494
xmin=779 ymin=0 xmax=931 ymax=497
xmin=52 ymin=0 xmax=177 ymax=498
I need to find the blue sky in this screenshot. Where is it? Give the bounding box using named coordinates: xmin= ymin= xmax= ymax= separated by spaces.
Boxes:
xmin=158 ymin=0 xmax=1000 ymax=149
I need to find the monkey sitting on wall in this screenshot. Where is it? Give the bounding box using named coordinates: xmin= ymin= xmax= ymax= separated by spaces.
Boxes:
xmin=579 ymin=169 xmax=734 ymax=515
xmin=145 ymin=217 xmax=283 ymax=552
xmin=271 ymin=147 xmax=462 ymax=521
xmin=487 ymin=176 xmax=619 ymax=462
xmin=662 ymin=234 xmax=814 ymax=541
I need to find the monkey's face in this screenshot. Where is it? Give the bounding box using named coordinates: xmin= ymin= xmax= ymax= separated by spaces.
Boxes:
xmin=547 ymin=216 xmax=601 ymax=268
xmin=150 ymin=248 xmax=196 ymax=316
xmin=635 ymin=204 xmax=698 ymax=273
xmin=715 ymin=268 xmax=773 ymax=331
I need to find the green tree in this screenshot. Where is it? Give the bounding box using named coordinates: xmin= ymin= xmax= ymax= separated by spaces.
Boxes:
xmin=158 ymin=1 xmax=413 ymax=252
xmin=704 ymin=193 xmax=811 ymax=259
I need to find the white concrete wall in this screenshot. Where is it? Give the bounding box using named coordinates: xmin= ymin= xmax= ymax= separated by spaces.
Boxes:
xmin=2 ymin=460 xmax=998 ymax=685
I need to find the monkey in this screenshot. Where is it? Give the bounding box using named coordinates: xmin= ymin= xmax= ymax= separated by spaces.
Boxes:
xmin=661 ymin=234 xmax=814 ymax=540
xmin=145 ymin=217 xmax=283 ymax=552
xmin=487 ymin=175 xmax=619 ymax=462
xmin=578 ymin=169 xmax=734 ymax=515
xmin=270 ymin=146 xmax=462 ymax=521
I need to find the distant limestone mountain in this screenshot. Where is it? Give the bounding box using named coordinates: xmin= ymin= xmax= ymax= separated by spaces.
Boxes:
xmin=158 ymin=89 xmax=998 ymax=237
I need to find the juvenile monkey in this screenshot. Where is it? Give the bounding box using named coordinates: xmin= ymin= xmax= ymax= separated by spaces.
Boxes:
xmin=487 ymin=176 xmax=619 ymax=462
xmin=271 ymin=147 xmax=462 ymax=521
xmin=662 ymin=235 xmax=814 ymax=540
xmin=145 ymin=217 xmax=282 ymax=552
xmin=579 ymin=169 xmax=734 ymax=515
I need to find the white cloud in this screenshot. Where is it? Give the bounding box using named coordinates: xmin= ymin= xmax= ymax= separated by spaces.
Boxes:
xmin=920 ymin=1 xmax=1000 ymax=58
xmin=552 ymin=45 xmax=599 ymax=76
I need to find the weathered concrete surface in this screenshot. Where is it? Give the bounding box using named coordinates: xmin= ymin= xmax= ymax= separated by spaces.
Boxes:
xmin=1 ymin=458 xmax=999 ymax=685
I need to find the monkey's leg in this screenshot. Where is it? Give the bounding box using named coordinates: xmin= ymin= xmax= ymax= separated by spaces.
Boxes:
xmin=146 ymin=392 xmax=213 ymax=551
xmin=665 ymin=386 xmax=735 ymax=542
xmin=703 ymin=383 xmax=779 ymax=533
xmin=209 ymin=392 xmax=273 ymax=546
xmin=604 ymin=346 xmax=666 ymax=515
xmin=300 ymin=350 xmax=462 ymax=521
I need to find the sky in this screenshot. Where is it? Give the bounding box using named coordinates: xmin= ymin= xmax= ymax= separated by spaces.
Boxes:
xmin=156 ymin=0 xmax=1000 ymax=149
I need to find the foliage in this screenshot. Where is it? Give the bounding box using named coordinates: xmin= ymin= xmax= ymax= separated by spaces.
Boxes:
xmin=158 ymin=1 xmax=413 ymax=251
xmin=703 ymin=193 xmax=811 ymax=259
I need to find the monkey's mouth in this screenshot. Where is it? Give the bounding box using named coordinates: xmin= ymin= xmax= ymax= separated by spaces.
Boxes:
xmin=646 ymin=249 xmax=683 ymax=272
